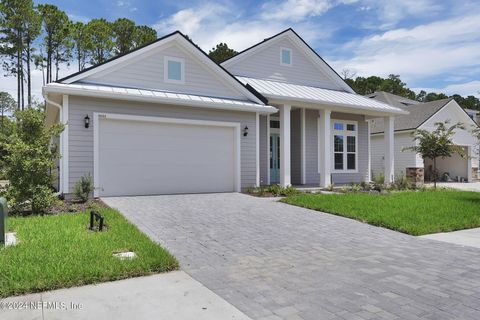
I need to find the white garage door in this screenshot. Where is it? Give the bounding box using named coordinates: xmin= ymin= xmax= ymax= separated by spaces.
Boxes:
xmin=97 ymin=115 xmax=239 ymax=197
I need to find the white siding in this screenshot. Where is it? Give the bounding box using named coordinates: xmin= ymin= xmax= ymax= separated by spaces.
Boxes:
xmin=67 ymin=96 xmax=257 ymax=193
xmin=225 ymin=37 xmax=343 ymax=90
xmin=81 ymin=44 xmax=245 ymax=100
xmin=421 ymin=101 xmax=479 ymax=167
xmin=371 ymin=132 xmax=421 ymax=178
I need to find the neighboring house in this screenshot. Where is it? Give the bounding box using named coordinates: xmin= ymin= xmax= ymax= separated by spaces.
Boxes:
xmin=368 ymin=91 xmax=479 ymax=183
xmin=43 ymin=29 xmax=405 ymax=198
xmin=465 ymin=108 xmax=480 ymax=124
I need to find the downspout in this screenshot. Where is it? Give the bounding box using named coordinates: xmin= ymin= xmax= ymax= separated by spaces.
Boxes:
xmin=42 ymin=88 xmax=63 ymax=195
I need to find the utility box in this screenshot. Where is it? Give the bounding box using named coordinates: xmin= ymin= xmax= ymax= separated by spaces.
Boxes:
xmin=0 ymin=197 xmax=6 ymax=245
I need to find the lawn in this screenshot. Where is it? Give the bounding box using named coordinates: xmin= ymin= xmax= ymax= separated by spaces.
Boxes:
xmin=0 ymin=207 xmax=178 ymax=298
xmin=282 ymin=190 xmax=480 ymax=236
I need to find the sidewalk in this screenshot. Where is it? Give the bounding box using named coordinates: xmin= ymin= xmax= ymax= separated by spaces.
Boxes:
xmin=0 ymin=271 xmax=251 ymax=320
xmin=420 ymin=227 xmax=480 ymax=249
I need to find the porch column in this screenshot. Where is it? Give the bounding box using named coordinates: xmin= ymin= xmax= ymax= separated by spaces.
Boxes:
xmin=300 ymin=108 xmax=306 ymax=185
xmin=319 ymin=109 xmax=331 ymax=187
xmin=366 ymin=119 xmax=372 ymax=182
xmin=384 ymin=116 xmax=395 ymax=184
xmin=280 ymin=104 xmax=291 ymax=187
xmin=467 ymin=146 xmax=473 ymax=182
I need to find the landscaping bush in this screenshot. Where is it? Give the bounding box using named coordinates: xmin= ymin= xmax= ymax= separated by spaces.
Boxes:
xmin=2 ymin=108 xmax=63 ymax=214
xmin=74 ymin=173 xmax=94 ymax=202
xmin=390 ymin=173 xmax=412 ymax=191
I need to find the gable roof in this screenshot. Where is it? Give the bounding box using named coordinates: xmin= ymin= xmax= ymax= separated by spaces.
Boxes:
xmin=56 ymin=31 xmax=267 ymax=105
xmin=221 ymin=28 xmax=355 ymax=94
xmin=368 ymin=91 xmax=453 ymax=133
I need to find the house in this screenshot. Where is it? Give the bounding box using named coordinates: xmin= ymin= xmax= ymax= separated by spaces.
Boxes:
xmin=43 ymin=29 xmax=405 ymax=198
xmin=465 ymin=108 xmax=480 ymax=124
xmin=367 ymin=91 xmax=479 ymax=184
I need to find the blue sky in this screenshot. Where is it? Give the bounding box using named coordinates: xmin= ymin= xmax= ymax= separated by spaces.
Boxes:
xmin=17 ymin=0 xmax=480 ymax=99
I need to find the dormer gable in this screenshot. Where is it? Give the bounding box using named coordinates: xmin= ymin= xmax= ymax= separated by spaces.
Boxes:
xmin=222 ymin=29 xmax=354 ymax=93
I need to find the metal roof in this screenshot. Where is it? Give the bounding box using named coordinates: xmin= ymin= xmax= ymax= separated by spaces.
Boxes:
xmin=236 ymin=77 xmax=407 ymax=115
xmin=43 ymin=82 xmax=277 ymax=114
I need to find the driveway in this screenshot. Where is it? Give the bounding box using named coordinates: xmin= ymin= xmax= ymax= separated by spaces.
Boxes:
xmin=104 ymin=193 xmax=480 ymax=320
xmin=428 ymin=182 xmax=480 ymax=192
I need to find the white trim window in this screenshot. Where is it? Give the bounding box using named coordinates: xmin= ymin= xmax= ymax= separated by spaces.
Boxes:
xmin=164 ymin=56 xmax=185 ymax=84
xmin=280 ymin=47 xmax=292 ymax=66
xmin=332 ymin=120 xmax=358 ymax=173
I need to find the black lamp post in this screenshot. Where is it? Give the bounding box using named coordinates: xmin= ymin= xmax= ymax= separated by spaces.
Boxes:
xmin=84 ymin=115 xmax=90 ymax=128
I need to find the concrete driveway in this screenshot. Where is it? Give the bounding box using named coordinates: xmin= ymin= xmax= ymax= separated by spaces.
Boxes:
xmin=104 ymin=193 xmax=480 ymax=320
xmin=428 ymin=182 xmax=480 ymax=192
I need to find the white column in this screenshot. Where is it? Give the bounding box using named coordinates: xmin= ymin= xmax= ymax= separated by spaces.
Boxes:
xmin=384 ymin=116 xmax=395 ymax=184
xmin=318 ymin=109 xmax=331 ymax=187
xmin=266 ymin=114 xmax=271 ymax=185
xmin=467 ymin=145 xmax=473 ymax=182
xmin=366 ymin=119 xmax=372 ymax=182
xmin=300 ymin=108 xmax=306 ymax=185
xmin=280 ymin=104 xmax=291 ymax=187
xmin=255 ymin=113 xmax=260 ymax=187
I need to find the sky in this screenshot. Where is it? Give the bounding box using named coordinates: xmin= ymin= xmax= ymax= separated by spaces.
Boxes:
xmin=3 ymin=0 xmax=480 ymax=101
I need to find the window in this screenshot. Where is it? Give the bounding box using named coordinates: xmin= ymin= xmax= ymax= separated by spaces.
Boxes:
xmin=164 ymin=57 xmax=184 ymax=83
xmin=332 ymin=120 xmax=357 ymax=172
xmin=280 ymin=48 xmax=292 ymax=66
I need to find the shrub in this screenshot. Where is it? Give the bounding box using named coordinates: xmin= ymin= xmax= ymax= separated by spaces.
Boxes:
xmin=390 ymin=173 xmax=412 ymax=191
xmin=327 ymin=183 xmax=335 ymax=191
xmin=2 ymin=108 xmax=63 ymax=214
xmin=281 ymin=185 xmax=300 ymax=196
xmin=267 ymin=184 xmax=283 ymax=196
xmin=74 ymin=173 xmax=94 ymax=202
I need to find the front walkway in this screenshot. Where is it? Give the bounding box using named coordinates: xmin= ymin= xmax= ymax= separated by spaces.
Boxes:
xmin=104 ymin=193 xmax=480 ymax=320
xmin=1 ymin=271 xmax=251 ymax=320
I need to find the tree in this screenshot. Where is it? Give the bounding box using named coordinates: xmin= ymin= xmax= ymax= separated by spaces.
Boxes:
xmin=71 ymin=21 xmax=89 ymax=71
xmin=38 ymin=4 xmax=70 ymax=83
xmin=0 ymin=91 xmax=15 ymax=131
xmin=85 ymin=18 xmax=113 ymax=64
xmin=132 ymin=25 xmax=156 ymax=48
xmin=3 ymin=107 xmax=63 ymax=213
xmin=0 ymin=0 xmax=38 ymax=109
xmin=208 ymin=43 xmax=237 ymax=63
xmin=22 ymin=3 xmax=41 ymax=105
xmin=340 ymin=68 xmax=356 ymax=80
xmin=403 ymin=121 xmax=466 ymax=188
xmin=112 ymin=18 xmax=135 ymax=55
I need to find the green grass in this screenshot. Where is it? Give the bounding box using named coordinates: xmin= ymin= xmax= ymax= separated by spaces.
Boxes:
xmin=282 ymin=190 xmax=480 ymax=236
xmin=0 ymin=208 xmax=178 ymax=298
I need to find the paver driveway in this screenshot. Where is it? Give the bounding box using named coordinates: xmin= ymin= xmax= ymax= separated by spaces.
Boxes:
xmin=104 ymin=193 xmax=480 ymax=320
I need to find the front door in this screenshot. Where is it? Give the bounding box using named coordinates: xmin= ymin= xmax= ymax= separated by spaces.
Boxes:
xmin=270 ymin=133 xmax=280 ymax=184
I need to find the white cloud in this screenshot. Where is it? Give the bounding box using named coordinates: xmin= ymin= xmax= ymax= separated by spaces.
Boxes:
xmin=152 ymin=1 xmax=342 ymax=52
xmin=332 ymin=13 xmax=480 ymax=84
xmin=360 ymin=0 xmax=443 ymax=28
xmin=413 ymin=81 xmax=480 ymax=98
xmin=261 ymin=0 xmax=333 ymax=22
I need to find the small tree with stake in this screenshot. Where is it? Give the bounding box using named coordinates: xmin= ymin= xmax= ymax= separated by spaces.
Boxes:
xmin=403 ymin=121 xmax=466 ymax=188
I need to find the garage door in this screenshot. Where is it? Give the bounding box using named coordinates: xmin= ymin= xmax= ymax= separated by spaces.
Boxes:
xmin=96 ymin=115 xmax=239 ymax=197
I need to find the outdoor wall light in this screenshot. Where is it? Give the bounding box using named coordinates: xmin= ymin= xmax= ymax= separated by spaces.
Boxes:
xmin=84 ymin=115 xmax=90 ymax=128
xmin=243 ymin=126 xmax=249 ymax=136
